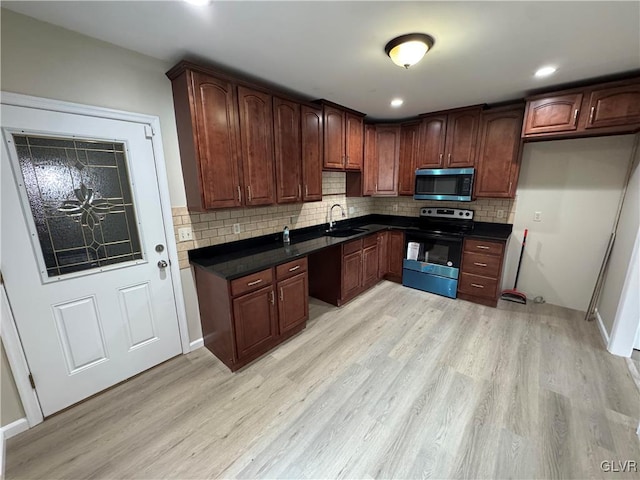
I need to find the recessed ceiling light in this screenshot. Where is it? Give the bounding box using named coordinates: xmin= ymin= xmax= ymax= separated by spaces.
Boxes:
xmin=184 ymin=0 xmax=211 ymax=5
xmin=391 ymin=98 xmax=404 ymax=107
xmin=535 ymin=66 xmax=557 ymax=78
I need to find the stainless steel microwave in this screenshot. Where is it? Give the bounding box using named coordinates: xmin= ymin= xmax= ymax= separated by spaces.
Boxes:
xmin=414 ymin=167 xmax=475 ymax=201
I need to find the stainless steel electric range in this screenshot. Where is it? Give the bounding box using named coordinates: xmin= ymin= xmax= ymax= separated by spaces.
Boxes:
xmin=402 ymin=207 xmax=474 ymax=299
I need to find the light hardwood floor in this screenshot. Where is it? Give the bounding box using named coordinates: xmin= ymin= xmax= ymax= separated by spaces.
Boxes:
xmin=6 ymin=281 xmax=640 ymax=479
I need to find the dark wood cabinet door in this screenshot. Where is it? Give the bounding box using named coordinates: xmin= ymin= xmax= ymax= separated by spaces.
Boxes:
xmin=398 ymin=123 xmax=419 ymax=195
xmin=387 ymin=230 xmax=405 ymax=282
xmin=232 ymin=285 xmax=277 ymax=360
xmin=475 ymin=107 xmax=524 ymax=198
xmin=323 ymin=106 xmax=345 ymax=169
xmin=374 ymin=126 xmax=400 ymax=195
xmin=417 ymin=115 xmax=447 ymax=168
xmin=377 ymin=231 xmax=389 ymax=278
xmin=191 ymin=71 xmax=243 ymax=209
xmin=341 ymin=250 xmax=362 ymax=300
xmin=345 ymin=112 xmax=364 ymax=170
xmin=273 ymin=97 xmax=302 ymax=203
xmin=523 ymin=93 xmax=582 ymax=135
xmin=362 ymin=244 xmax=379 ymax=287
xmin=238 ymin=86 xmax=276 ymax=206
xmin=277 ymin=273 xmax=308 ymax=334
xmin=585 ymin=84 xmax=640 ymax=129
xmin=445 ymin=109 xmax=480 ymax=168
xmin=301 ymin=105 xmax=323 ymax=201
xmin=363 ymin=124 xmax=377 ymax=195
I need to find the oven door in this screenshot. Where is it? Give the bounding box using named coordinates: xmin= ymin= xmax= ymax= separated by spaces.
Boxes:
xmin=404 ymin=232 xmax=463 ymax=270
xmin=402 ymin=232 xmax=463 ymax=298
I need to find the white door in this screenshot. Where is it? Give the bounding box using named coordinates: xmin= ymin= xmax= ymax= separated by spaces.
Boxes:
xmin=1 ymin=103 xmax=182 ymax=416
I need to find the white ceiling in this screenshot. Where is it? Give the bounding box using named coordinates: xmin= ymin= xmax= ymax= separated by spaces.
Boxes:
xmin=4 ymin=1 xmax=640 ymax=119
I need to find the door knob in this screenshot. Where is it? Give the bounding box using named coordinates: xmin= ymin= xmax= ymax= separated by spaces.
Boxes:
xmin=157 ymin=260 xmax=168 ymax=269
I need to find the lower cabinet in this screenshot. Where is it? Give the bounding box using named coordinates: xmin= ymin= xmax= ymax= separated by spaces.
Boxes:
xmin=309 ymin=232 xmax=385 ymax=306
xmin=386 ymin=230 xmax=405 ymax=283
xmin=457 ymin=238 xmax=506 ymax=307
xmin=194 ymin=257 xmax=308 ymax=371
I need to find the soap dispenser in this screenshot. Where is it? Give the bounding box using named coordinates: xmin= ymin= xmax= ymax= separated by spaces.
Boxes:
xmin=283 ymin=226 xmax=290 ymax=244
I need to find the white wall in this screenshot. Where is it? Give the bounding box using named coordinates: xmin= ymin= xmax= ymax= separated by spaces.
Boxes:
xmin=0 ymin=9 xmax=187 ymax=206
xmin=502 ymin=135 xmax=635 ymax=312
xmin=598 ymin=136 xmax=640 ymax=354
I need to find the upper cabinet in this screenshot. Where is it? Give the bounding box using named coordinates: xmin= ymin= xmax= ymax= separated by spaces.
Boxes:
xmin=237 ymin=86 xmax=276 ymax=206
xmin=475 ymin=105 xmax=524 ymax=198
xmin=523 ymin=77 xmax=640 ymax=140
xmin=522 ymin=93 xmax=582 ymax=135
xmin=323 ymin=103 xmax=364 ymax=171
xmin=273 ymin=97 xmax=302 ymax=203
xmin=417 ymin=107 xmax=481 ymax=169
xmin=363 ymin=125 xmax=400 ymax=196
xmin=167 ymin=62 xmax=323 ymax=210
xmin=172 ymin=70 xmax=243 ymax=210
xmin=300 ymin=105 xmax=323 ymax=201
xmin=398 ymin=122 xmax=420 ymax=196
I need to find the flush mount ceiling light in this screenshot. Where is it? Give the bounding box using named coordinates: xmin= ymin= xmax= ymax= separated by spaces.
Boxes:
xmin=183 ymin=0 xmax=211 ymax=5
xmin=385 ymin=33 xmax=435 ymax=69
xmin=390 ymin=98 xmax=404 ymax=107
xmin=535 ymin=66 xmax=557 ymax=78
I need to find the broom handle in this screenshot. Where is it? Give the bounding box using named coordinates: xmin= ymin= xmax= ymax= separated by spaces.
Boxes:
xmin=513 ymin=229 xmax=528 ymax=289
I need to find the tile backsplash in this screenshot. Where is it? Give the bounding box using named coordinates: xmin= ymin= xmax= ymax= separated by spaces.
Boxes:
xmin=172 ymin=172 xmax=516 ymax=268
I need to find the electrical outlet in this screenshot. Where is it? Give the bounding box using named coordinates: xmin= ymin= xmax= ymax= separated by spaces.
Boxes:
xmin=178 ymin=227 xmax=193 ymax=242
xmin=348 ymin=206 xmax=355 ymax=215
xmin=233 ymin=223 xmax=241 ymax=234
xmin=496 ymin=209 xmax=504 ymax=219
xmin=534 ymin=211 xmax=542 ymax=222
xmin=393 ymin=204 xmax=398 ymax=212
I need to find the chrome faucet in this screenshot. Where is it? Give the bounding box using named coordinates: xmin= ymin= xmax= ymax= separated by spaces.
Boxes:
xmin=329 ymin=203 xmax=345 ymax=230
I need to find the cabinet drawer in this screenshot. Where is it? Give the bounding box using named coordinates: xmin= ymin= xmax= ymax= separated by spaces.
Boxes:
xmin=464 ymin=238 xmax=504 ymax=257
xmin=462 ymin=252 xmax=501 ymax=278
xmin=363 ymin=234 xmax=377 ymax=248
xmin=276 ymin=257 xmax=308 ymax=280
xmin=458 ymin=273 xmax=498 ymax=298
xmin=230 ymin=268 xmax=273 ymax=297
xmin=343 ymin=238 xmax=363 ymax=255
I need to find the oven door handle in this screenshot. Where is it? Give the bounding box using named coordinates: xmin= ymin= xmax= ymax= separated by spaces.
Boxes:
xmin=407 ymin=232 xmax=463 ymax=243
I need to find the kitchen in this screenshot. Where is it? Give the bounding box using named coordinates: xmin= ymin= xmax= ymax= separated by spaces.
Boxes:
xmin=1 ymin=2 xmax=639 ymax=478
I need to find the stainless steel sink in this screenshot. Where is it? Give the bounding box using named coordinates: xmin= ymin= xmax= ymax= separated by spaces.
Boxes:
xmin=323 ymin=228 xmax=367 ymax=238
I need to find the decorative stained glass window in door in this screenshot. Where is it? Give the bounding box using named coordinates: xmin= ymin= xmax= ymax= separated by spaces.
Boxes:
xmin=13 ymin=134 xmax=143 ymax=277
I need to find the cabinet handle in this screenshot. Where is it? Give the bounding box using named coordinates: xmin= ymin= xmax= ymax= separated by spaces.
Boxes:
xmin=473 ymin=262 xmax=488 ymax=267
xmin=305 ymin=185 xmax=308 ymax=197
xmin=298 ymin=184 xmax=302 ymax=198
xmin=342 ymin=155 xmax=346 ymax=166
xmin=270 ymin=290 xmax=275 ymax=305
xmin=247 ymin=279 xmax=262 ymax=286
xmin=279 ymin=287 xmax=283 ymax=301
xmin=247 ymin=185 xmax=252 ymax=202
xmin=589 ymin=106 xmax=595 ymax=124
xmin=439 ymin=153 xmax=443 ymax=162
xmin=237 ymin=185 xmax=242 ymax=202
xmin=448 ymin=153 xmax=452 ymax=163
xmin=375 ymin=183 xmax=378 ymax=192
xmin=288 ymin=265 xmax=300 ymax=272
xmin=476 ymin=245 xmax=490 ymax=250
xmin=573 ymin=108 xmax=579 ymax=121
xmin=471 ymin=283 xmax=485 ymax=289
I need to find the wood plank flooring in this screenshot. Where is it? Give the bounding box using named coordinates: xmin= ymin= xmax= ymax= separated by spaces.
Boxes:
xmin=6 ymin=281 xmax=640 ymax=479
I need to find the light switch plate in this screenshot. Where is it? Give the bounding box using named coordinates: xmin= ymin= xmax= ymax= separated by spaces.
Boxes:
xmin=496 ymin=209 xmax=504 ymax=219
xmin=534 ymin=211 xmax=542 ymax=222
xmin=178 ymin=227 xmax=193 ymax=242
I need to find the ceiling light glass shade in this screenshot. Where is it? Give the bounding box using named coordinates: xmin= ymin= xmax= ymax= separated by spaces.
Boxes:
xmin=385 ymin=34 xmax=435 ymax=69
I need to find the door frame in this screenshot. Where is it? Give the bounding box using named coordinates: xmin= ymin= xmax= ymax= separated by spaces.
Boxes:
xmin=0 ymin=92 xmax=190 ymax=427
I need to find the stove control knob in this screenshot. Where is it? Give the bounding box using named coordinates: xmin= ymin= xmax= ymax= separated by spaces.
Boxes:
xmin=465 ymin=212 xmax=470 ymax=216
xmin=459 ymin=212 xmax=463 ymax=216
xmin=427 ymin=209 xmax=432 ymax=214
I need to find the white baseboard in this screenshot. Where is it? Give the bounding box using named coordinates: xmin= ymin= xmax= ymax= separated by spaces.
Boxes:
xmin=595 ymin=309 xmax=610 ymax=348
xmin=1 ymin=418 xmax=29 ymax=440
xmin=189 ymin=338 xmax=204 ymax=351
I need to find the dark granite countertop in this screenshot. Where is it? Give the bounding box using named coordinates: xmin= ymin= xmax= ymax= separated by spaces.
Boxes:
xmin=189 ymin=214 xmax=512 ymax=280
